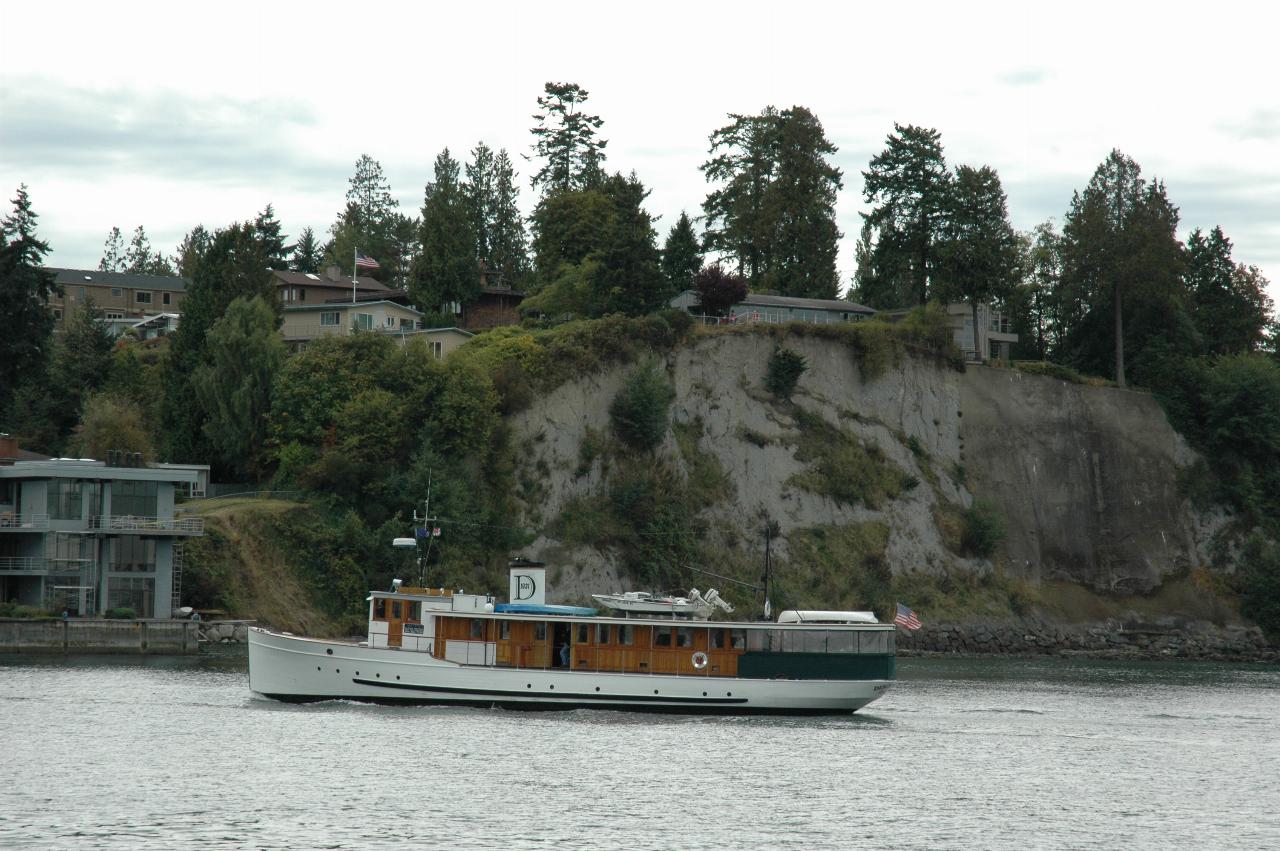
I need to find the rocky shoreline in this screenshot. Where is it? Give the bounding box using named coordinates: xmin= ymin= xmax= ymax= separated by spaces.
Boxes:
xmin=895 ymin=619 xmax=1279 ymax=663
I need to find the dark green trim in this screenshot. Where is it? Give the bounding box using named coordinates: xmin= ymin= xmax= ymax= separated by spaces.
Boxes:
xmin=737 ymin=652 xmax=895 ymax=680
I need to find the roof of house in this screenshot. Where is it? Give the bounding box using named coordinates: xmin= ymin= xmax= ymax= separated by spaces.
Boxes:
xmin=400 ymin=326 xmax=475 ymax=337
xmin=272 ymin=269 xmax=390 ymax=292
xmin=323 ymin=288 xmax=412 ymax=304
xmin=46 ymin=268 xmax=191 ymax=292
xmin=283 ymin=301 xmax=424 ymax=316
xmin=739 ymin=293 xmax=876 ymax=314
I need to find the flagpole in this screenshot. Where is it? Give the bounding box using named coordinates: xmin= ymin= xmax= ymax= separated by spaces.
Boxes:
xmin=352 ymin=247 xmax=357 ymax=303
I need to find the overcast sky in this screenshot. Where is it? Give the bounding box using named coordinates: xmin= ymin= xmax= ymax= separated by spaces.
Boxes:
xmin=2 ymin=1 xmax=1276 ymax=303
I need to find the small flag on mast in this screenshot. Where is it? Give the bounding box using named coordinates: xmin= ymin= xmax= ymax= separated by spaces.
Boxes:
xmin=894 ymin=602 xmax=922 ymax=631
xmin=355 ymin=251 xmax=380 ymax=270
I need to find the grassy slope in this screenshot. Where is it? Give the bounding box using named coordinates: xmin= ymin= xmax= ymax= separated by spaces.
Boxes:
xmin=183 ymin=498 xmax=346 ymax=636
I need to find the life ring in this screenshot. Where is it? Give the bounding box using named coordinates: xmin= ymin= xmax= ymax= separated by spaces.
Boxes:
xmin=691 ymin=651 xmax=708 ymax=669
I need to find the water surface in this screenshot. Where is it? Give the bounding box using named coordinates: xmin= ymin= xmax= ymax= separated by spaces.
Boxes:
xmin=1 ymin=650 xmax=1276 ymax=849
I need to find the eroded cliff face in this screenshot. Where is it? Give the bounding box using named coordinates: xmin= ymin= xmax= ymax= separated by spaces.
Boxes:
xmin=507 ymin=331 xmax=1214 ymax=604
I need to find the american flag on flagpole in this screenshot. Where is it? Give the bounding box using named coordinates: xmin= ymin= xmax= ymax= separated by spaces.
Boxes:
xmin=894 ymin=602 xmax=923 ymax=631
xmin=355 ymin=251 xmax=380 ymax=269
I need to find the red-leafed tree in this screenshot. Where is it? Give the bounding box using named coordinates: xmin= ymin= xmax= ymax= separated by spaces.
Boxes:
xmin=694 ymin=264 xmax=747 ymax=317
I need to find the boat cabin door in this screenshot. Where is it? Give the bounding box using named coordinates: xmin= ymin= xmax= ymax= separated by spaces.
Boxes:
xmin=386 ymin=599 xmax=407 ymax=647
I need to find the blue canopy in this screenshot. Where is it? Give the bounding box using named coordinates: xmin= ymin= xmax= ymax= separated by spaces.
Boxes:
xmin=494 ymin=603 xmax=598 ymax=617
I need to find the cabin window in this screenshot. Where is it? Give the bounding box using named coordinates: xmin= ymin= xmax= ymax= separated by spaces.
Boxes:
xmin=407 ymin=602 xmax=421 ymax=621
xmin=800 ymin=630 xmax=827 ymax=653
xmin=391 ymin=601 xmax=401 ymax=619
xmin=470 ymin=619 xmax=484 ymax=639
xmin=535 ymin=623 xmax=546 ymax=641
xmin=827 ymin=630 xmax=856 ymax=654
xmin=746 ymin=630 xmax=768 ymax=652
xmin=596 ymin=624 xmax=611 ymax=644
xmin=710 ymin=629 xmax=726 ymax=649
xmin=576 ymin=624 xmax=589 ymax=644
xmin=861 ymin=631 xmax=889 ymax=654
xmin=730 ymin=630 xmax=746 ymax=649
xmin=654 ymin=627 xmax=672 ymax=647
xmin=499 ymin=620 xmax=510 ymax=640
xmin=618 ymin=625 xmax=633 ymax=646
xmin=374 ymin=599 xmax=387 ymax=619
xmin=676 ymin=627 xmax=693 ymax=648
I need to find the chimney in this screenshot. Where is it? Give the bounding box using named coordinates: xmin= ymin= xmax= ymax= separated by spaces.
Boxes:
xmin=0 ymin=434 xmax=17 ymax=462
xmin=325 ymin=265 xmax=343 ymax=281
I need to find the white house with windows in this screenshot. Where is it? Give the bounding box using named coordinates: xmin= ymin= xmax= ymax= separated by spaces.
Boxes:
xmin=280 ymin=301 xmax=427 ymax=346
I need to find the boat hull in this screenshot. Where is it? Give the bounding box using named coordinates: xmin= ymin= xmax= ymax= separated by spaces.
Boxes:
xmin=248 ymin=627 xmax=891 ymax=715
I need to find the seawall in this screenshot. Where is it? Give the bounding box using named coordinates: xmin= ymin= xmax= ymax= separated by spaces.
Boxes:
xmin=0 ymin=618 xmax=201 ymax=654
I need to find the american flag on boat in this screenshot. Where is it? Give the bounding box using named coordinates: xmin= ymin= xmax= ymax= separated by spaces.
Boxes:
xmin=894 ymin=602 xmax=922 ymax=631
xmin=355 ymin=251 xmax=380 ymax=269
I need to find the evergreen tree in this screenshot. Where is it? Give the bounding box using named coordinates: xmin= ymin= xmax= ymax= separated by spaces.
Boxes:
xmin=861 ymin=123 xmax=952 ymax=306
xmin=935 ymin=165 xmax=1020 ymax=358
xmin=1186 ymin=226 xmax=1274 ymax=356
xmin=0 ymin=185 xmax=59 ymax=418
xmin=463 ymin=142 xmax=496 ymax=266
xmin=488 ymin=149 xmax=529 ymax=285
xmin=191 ymin=295 xmax=284 ymax=479
xmin=123 ymin=226 xmax=175 ymax=275
xmin=290 ymin=226 xmax=323 ymax=273
xmin=161 ymin=221 xmax=277 ymax=463
xmin=99 ymin=227 xmax=126 ymax=272
xmin=763 ymin=106 xmax=842 ymax=298
xmin=702 ymin=109 xmax=779 ymax=282
xmin=701 ymin=106 xmax=842 ymax=298
xmin=1006 ymin=221 xmax=1064 ymax=360
xmin=1058 ymin=151 xmax=1187 ymax=386
xmin=412 ymin=148 xmax=480 ymax=313
xmin=661 ymin=211 xmax=703 ymax=294
xmin=253 ymin=204 xmax=291 ymax=269
xmin=529 ymin=82 xmax=607 ymax=194
xmin=530 ymin=188 xmax=616 ymax=283
xmin=593 ymin=172 xmax=666 ymax=316
xmin=46 ymin=299 xmax=116 ymax=443
xmin=325 ymin=154 xmax=413 ymax=284
xmin=174 ymin=225 xmax=210 ymax=278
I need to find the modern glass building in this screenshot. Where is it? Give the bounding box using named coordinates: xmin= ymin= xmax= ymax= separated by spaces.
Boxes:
xmin=0 ymin=459 xmax=204 ymax=618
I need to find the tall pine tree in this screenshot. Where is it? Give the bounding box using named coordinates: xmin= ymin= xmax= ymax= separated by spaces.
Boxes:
xmin=290 ymin=226 xmax=323 ymax=273
xmin=0 ymin=185 xmax=58 ymax=418
xmin=859 ymin=124 xmax=951 ymax=307
xmin=412 ymin=148 xmax=480 ymax=313
xmin=661 ymin=211 xmax=703 ymax=295
xmin=529 ymin=82 xmax=607 ymax=195
xmin=1186 ymin=226 xmax=1273 ymax=356
xmin=488 ymin=149 xmax=529 ymax=286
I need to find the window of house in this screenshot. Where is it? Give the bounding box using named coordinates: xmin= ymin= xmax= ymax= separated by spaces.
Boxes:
xmin=46 ymin=533 xmax=91 ymax=562
xmin=354 ymin=313 xmax=374 ymax=330
xmin=430 ymin=341 xmax=443 ymax=359
xmin=107 ymin=576 xmax=154 ymax=617
xmin=162 ymin=292 xmax=171 ymax=306
xmin=78 ymin=286 xmax=86 ymax=298
xmin=112 ymin=480 xmax=158 ymax=517
xmin=136 ymin=291 xmax=152 ymax=305
xmin=111 ymin=288 xmax=122 ymax=297
xmin=400 ymin=318 xmax=412 ymax=329
xmin=320 ymin=311 xmax=341 ymax=326
xmin=111 ymin=536 xmax=156 ymax=572
xmin=49 ymin=480 xmax=83 ymax=520
xmin=298 ymin=289 xmax=305 ymax=302
xmin=53 ymin=308 xmax=63 ymax=321
xmin=106 ymin=311 xmax=124 ymax=320
xmin=385 ymin=316 xmax=396 ymax=328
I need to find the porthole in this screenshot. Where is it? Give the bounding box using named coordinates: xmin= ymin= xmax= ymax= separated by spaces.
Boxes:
xmin=326 ymin=649 xmax=333 ymax=655
xmin=316 ymin=666 xmax=321 ymax=671
xmin=336 ymin=669 xmax=341 ymax=674
xmin=375 ymin=673 xmax=380 ymax=678
xmin=595 ymin=687 xmax=600 ymax=692
xmin=527 ymin=684 xmax=532 ymax=689
xmin=702 ymin=691 xmax=707 ymax=696
xmin=396 ymin=676 xmax=401 ymax=681
xmin=549 ymin=684 xmax=555 ymax=690
xmin=727 ymin=691 xmax=732 ymax=697
xmin=355 ymin=671 xmax=360 ymax=676
xmin=653 ymin=689 xmax=659 ymax=695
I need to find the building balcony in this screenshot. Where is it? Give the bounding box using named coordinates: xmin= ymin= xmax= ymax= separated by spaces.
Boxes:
xmin=0 ymin=513 xmax=50 ymax=531
xmin=89 ymin=515 xmax=204 ymax=535
xmin=0 ymin=557 xmax=91 ymax=575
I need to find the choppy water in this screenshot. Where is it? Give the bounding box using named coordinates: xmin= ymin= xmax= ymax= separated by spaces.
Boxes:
xmin=1 ymin=649 xmax=1277 ymax=849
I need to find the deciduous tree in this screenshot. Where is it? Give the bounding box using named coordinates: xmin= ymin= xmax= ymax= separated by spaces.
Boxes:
xmin=693 ymin=264 xmax=747 ymax=316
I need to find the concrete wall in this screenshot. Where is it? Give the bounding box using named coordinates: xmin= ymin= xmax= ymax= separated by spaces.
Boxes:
xmin=0 ymin=618 xmax=200 ymax=654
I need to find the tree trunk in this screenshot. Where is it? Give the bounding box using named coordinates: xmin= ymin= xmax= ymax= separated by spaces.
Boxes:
xmin=1113 ymin=279 xmax=1126 ymax=387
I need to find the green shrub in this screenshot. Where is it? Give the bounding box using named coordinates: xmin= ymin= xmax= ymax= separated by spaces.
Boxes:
xmin=765 ymin=346 xmax=808 ymax=399
xmin=609 ymin=357 xmax=676 ymax=451
xmin=105 ymin=607 xmax=137 ymax=620
xmin=961 ymin=499 xmax=1005 ymax=557
xmin=1237 ymin=534 xmax=1280 ymax=643
xmin=788 ymin=408 xmax=904 ymax=509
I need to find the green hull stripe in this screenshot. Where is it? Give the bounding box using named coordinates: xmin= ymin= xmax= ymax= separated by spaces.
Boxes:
xmin=737 ymin=652 xmax=895 ymax=680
